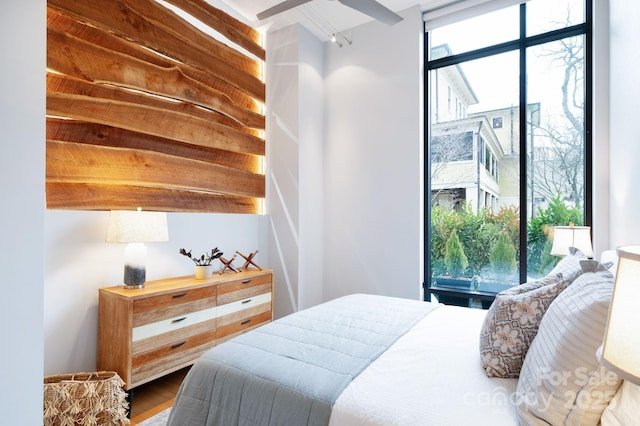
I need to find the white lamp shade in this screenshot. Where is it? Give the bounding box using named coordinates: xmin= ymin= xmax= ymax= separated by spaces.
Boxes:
xmin=106 ymin=210 xmax=169 ymax=243
xmin=600 ymin=246 xmax=640 ymax=385
xmin=550 ymin=225 xmax=593 ymax=257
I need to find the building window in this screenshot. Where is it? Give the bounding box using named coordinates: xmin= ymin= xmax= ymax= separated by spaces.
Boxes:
xmin=431 ymin=132 xmax=474 ymax=163
xmin=426 ymin=0 xmax=591 ymax=292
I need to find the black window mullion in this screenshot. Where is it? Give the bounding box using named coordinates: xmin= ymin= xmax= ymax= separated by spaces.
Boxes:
xmin=518 ymin=2 xmax=528 ymax=283
xmin=424 ymin=30 xmax=433 ymax=301
xmin=584 ymin=0 xmax=593 ymax=230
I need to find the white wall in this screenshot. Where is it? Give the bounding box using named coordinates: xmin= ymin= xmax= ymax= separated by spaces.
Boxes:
xmin=0 ymin=1 xmax=45 ymax=423
xmin=323 ymin=6 xmax=425 ymax=301
xmin=609 ymin=0 xmax=640 ymax=247
xmin=298 ymin=27 xmax=326 ymax=312
xmin=267 ymin=6 xmax=424 ymax=314
xmin=266 ymin=24 xmax=325 ymax=319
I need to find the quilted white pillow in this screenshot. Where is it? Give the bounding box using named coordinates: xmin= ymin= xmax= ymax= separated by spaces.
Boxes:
xmin=516 ymin=260 xmax=622 ymax=425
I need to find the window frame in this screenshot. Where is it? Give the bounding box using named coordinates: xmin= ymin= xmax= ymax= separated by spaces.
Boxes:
xmin=423 ymin=0 xmax=593 ymax=297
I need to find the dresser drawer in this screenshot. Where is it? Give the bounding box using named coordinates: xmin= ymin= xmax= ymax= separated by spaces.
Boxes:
xmin=216 ymin=272 xmax=271 ymax=303
xmin=217 ymin=292 xmax=272 ymax=322
xmin=216 ymin=292 xmax=272 ymax=344
xmin=133 ymin=308 xmax=217 ymax=342
xmin=131 ymin=329 xmax=216 ymax=388
xmin=216 ymin=310 xmax=273 ymax=344
xmin=133 ymin=286 xmax=216 ymax=327
xmin=132 ymin=318 xmax=216 ymax=356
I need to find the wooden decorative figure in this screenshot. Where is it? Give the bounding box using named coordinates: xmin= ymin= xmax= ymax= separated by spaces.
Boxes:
xmin=218 ymin=254 xmax=239 ymax=274
xmin=236 ymin=250 xmax=262 ymax=270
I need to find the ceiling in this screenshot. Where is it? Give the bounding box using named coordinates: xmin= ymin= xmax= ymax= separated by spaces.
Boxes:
xmin=223 ymin=0 xmax=445 ymax=41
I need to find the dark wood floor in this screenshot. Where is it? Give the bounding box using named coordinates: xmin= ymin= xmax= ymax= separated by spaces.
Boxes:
xmin=129 ymin=367 xmax=190 ymax=424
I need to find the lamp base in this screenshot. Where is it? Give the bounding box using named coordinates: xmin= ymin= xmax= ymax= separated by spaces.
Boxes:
xmin=123 ymin=283 xmax=145 ymax=289
xmin=123 ymin=264 xmax=146 ymax=289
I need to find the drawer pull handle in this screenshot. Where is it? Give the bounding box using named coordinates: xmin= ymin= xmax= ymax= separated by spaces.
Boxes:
xmin=171 ymin=341 xmax=186 ymax=349
xmin=242 ymin=279 xmax=252 ymax=284
xmin=172 ymin=317 xmax=187 ymax=323
xmin=172 ymin=293 xmax=187 ymax=298
xmin=242 ymin=299 xmax=252 ymax=304
xmin=241 ymin=319 xmax=252 ymax=325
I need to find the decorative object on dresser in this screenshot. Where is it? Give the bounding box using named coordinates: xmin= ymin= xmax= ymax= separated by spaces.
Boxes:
xmin=179 ymin=247 xmax=223 ymax=279
xmin=106 ymin=208 xmax=169 ymax=289
xmin=236 ymin=249 xmax=262 ymax=270
xmin=97 ymin=270 xmax=273 ymax=401
xmin=219 ymin=254 xmax=239 ymax=274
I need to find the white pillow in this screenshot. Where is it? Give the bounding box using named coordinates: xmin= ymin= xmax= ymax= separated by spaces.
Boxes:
xmin=546 ymin=246 xmax=587 ymax=283
xmin=516 ymin=260 xmax=622 ymax=425
xmin=599 ymin=249 xmax=619 ymax=276
xmin=601 ymin=381 xmax=640 ymax=426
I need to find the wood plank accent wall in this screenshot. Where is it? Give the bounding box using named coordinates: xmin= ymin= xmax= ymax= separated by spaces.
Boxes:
xmin=46 ymin=0 xmax=265 ymax=213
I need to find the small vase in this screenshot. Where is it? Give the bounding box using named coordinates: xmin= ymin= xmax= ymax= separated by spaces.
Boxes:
xmin=194 ymin=265 xmax=212 ymax=279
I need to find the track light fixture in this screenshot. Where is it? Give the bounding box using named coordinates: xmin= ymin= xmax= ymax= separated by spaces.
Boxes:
xmin=331 ymin=33 xmax=342 ymax=47
xmin=330 ymin=32 xmax=352 ymax=48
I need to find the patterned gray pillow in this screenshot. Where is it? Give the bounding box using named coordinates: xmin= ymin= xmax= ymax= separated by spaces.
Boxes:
xmin=480 ymin=273 xmax=567 ymax=378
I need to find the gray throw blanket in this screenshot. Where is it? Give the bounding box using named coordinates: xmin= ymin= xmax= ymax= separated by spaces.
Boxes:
xmin=168 ymin=294 xmax=439 ymax=426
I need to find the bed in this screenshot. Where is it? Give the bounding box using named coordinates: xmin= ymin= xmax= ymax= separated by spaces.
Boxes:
xmin=168 ymin=250 xmax=635 ymax=425
xmin=167 ymin=294 xmax=517 ymax=425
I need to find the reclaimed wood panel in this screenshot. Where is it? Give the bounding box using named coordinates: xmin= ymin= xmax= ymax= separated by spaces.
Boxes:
xmin=162 ymin=0 xmax=264 ymax=61
xmin=48 ymin=0 xmax=264 ymax=101
xmin=47 ymin=91 xmax=264 ymax=156
xmin=47 ymin=74 xmax=263 ymax=137
xmin=47 ymin=10 xmax=261 ymax=114
xmin=47 ymin=119 xmax=262 ymax=173
xmin=47 ymin=18 xmax=264 ymax=126
xmin=46 ymin=0 xmax=265 ymax=214
xmin=46 ymin=183 xmax=261 ymax=214
xmin=47 ymin=141 xmax=265 ymax=198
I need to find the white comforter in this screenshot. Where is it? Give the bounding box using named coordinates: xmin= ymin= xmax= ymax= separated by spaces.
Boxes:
xmin=329 ymin=304 xmax=519 ymax=425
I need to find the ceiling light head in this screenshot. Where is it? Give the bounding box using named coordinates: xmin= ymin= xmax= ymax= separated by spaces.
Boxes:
xmin=330 ymin=33 xmax=343 ymax=47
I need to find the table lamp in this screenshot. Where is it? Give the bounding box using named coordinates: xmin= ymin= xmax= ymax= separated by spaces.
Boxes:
xmin=550 ymin=223 xmax=593 ymax=258
xmin=599 ymin=245 xmax=640 ymax=384
xmin=106 ymin=208 xmax=169 ymax=288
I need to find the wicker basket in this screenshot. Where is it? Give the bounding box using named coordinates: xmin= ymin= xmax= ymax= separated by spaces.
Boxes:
xmin=43 ymin=371 xmax=129 ymax=426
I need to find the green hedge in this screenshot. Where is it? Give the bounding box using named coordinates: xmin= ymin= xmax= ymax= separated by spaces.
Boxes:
xmin=430 ymin=195 xmax=583 ymax=283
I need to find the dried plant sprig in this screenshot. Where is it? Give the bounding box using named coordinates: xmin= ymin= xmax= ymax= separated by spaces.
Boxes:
xmin=179 ymin=247 xmax=223 ymax=266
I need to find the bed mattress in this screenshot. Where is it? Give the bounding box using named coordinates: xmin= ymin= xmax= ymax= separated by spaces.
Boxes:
xmin=330 ymin=303 xmax=518 ymax=425
xmin=168 ymin=294 xmax=518 ymax=425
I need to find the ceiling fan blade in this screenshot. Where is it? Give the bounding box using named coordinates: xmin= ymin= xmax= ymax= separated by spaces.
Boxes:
xmin=338 ymin=0 xmax=403 ymax=25
xmin=257 ymin=0 xmax=314 ymax=20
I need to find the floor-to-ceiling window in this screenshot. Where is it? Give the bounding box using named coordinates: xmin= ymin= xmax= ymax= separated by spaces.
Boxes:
xmin=425 ymin=0 xmax=591 ymax=303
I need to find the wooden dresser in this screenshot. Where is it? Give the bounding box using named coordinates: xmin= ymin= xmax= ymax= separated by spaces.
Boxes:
xmin=98 ymin=269 xmax=273 ymax=390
